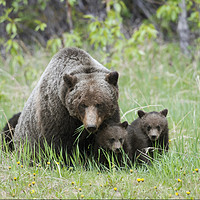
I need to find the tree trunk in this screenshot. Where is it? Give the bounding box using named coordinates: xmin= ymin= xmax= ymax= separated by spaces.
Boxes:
xmin=177 ymin=0 xmax=190 ymax=55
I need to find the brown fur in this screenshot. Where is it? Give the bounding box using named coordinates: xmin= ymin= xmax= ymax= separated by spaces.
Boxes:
xmin=127 ymin=109 xmax=169 ymax=161
xmin=2 ymin=112 xmax=21 ymax=150
xmin=94 ymin=121 xmax=128 ymax=164
xmin=14 ymin=48 xmax=120 ymax=157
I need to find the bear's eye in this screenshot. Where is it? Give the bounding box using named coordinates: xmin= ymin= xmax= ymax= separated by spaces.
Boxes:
xmin=96 ymin=103 xmax=103 ymax=109
xmin=80 ymin=104 xmax=87 ymax=109
xmin=147 ymin=125 xmax=151 ymax=131
xmin=156 ymin=125 xmax=160 ymax=131
xmin=109 ymin=138 xmax=115 ymax=144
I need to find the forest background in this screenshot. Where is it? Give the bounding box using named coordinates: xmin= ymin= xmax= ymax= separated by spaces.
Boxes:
xmin=0 ymin=0 xmax=199 ymax=199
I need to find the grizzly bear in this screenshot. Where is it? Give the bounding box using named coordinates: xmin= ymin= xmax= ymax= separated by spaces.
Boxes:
xmin=2 ymin=112 xmax=21 ymax=150
xmin=14 ymin=47 xmax=120 ymax=158
xmin=127 ymin=109 xmax=169 ymax=161
xmin=93 ymin=121 xmax=128 ymax=165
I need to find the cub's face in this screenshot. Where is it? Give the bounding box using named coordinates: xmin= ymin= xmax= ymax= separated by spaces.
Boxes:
xmin=62 ymin=72 xmax=119 ymax=133
xmin=138 ymin=109 xmax=168 ymax=141
xmin=96 ymin=121 xmax=128 ymax=153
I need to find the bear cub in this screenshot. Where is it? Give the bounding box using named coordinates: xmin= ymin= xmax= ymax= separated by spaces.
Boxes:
xmin=94 ymin=121 xmax=128 ymax=164
xmin=2 ymin=112 xmax=21 ymax=150
xmin=128 ymin=109 xmax=169 ymax=158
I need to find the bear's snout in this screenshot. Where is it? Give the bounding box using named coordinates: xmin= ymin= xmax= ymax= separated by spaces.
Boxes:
xmin=83 ymin=106 xmax=102 ymax=133
xmin=148 ymin=130 xmax=159 ymax=141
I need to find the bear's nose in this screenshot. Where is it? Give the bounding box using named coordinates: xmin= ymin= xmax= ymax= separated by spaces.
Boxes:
xmin=115 ymin=148 xmax=121 ymax=153
xmin=86 ymin=125 xmax=97 ymax=133
xmin=151 ymin=135 xmax=157 ymax=141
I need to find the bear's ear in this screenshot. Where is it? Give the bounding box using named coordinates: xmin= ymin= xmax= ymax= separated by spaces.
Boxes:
xmin=138 ymin=110 xmax=146 ymax=118
xmin=63 ymin=74 xmax=77 ymax=89
xmin=105 ymin=71 xmax=119 ymax=86
xmin=160 ymin=109 xmax=168 ymax=117
xmin=120 ymin=121 xmax=129 ymax=129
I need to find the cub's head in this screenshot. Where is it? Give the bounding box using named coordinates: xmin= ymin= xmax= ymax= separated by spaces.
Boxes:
xmin=60 ymin=71 xmax=119 ymax=133
xmin=96 ymin=121 xmax=128 ymax=153
xmin=138 ymin=109 xmax=168 ymax=141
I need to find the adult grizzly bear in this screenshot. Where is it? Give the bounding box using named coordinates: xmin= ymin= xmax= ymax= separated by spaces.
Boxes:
xmin=127 ymin=109 xmax=169 ymax=161
xmin=14 ymin=47 xmax=120 ymax=156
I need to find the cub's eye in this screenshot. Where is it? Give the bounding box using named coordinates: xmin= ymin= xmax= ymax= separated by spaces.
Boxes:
xmin=109 ymin=138 xmax=115 ymax=144
xmin=96 ymin=104 xmax=103 ymax=109
xmin=80 ymin=104 xmax=87 ymax=109
xmin=147 ymin=125 xmax=151 ymax=131
xmin=156 ymin=125 xmax=160 ymax=131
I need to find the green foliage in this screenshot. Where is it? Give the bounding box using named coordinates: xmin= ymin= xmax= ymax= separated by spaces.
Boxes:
xmin=156 ymin=0 xmax=200 ymax=35
xmin=85 ymin=0 xmax=158 ymax=66
xmin=0 ymin=0 xmax=47 ymax=67
xmin=46 ymin=38 xmax=62 ymax=55
xmin=157 ymin=1 xmax=180 ymax=22
xmin=85 ymin=1 xmax=124 ymax=51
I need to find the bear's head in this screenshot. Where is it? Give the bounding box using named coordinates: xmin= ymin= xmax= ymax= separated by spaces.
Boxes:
xmin=60 ymin=71 xmax=119 ymax=133
xmin=138 ymin=109 xmax=168 ymax=141
xmin=96 ymin=121 xmax=128 ymax=153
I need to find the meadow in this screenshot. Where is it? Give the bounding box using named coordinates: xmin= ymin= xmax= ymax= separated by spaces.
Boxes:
xmin=0 ymin=42 xmax=199 ymax=199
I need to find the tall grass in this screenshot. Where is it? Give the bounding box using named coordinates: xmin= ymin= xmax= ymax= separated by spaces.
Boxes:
xmin=0 ymin=43 xmax=199 ymax=198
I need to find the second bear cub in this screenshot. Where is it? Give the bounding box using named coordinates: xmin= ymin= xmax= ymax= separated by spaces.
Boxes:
xmin=128 ymin=109 xmax=169 ymax=157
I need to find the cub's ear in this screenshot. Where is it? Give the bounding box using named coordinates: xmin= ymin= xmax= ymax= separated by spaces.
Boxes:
xmin=63 ymin=74 xmax=77 ymax=89
xmin=138 ymin=110 xmax=146 ymax=118
xmin=121 ymin=121 xmax=129 ymax=129
xmin=105 ymin=71 xmax=119 ymax=86
xmin=160 ymin=109 xmax=168 ymax=117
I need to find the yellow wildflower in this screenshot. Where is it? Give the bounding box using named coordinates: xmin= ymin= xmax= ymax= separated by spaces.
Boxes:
xmin=154 ymin=186 xmax=157 ymax=189
xmin=56 ymin=162 xmax=59 ymax=165
xmin=78 ymin=188 xmax=82 ymax=192
xmin=114 ymin=187 xmax=117 ymax=191
xmin=14 ymin=177 xmax=17 ymax=181
xmin=8 ymin=166 xmax=11 ymax=169
xmin=47 ymin=161 xmax=50 ymax=165
xmin=71 ymin=182 xmax=75 ymax=185
xmin=130 ymin=169 xmax=133 ymax=173
xmin=32 ymin=181 xmax=35 ymax=185
xmin=141 ymin=178 xmax=144 ymax=182
xmin=169 ymin=139 xmax=171 ymax=142
xmin=30 ymin=190 xmax=35 ymax=194
xmin=28 ymin=183 xmax=31 ymax=187
xmin=80 ymin=194 xmax=84 ymax=198
xmin=177 ymin=178 xmax=181 ymax=182
xmin=89 ymin=183 xmax=92 ymax=186
xmin=195 ymin=168 xmax=198 ymax=172
xmin=186 ymin=191 xmax=190 ymax=195
xmin=17 ymin=161 xmax=20 ymax=165
xmin=21 ymin=165 xmax=23 ymax=168
xmin=175 ymin=192 xmax=179 ymax=196
xmin=137 ymin=178 xmax=141 ymax=182
xmin=33 ymin=173 xmax=36 ymax=176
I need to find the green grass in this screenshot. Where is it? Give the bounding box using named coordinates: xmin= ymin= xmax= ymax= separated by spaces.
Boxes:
xmin=0 ymin=43 xmax=200 ymax=199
